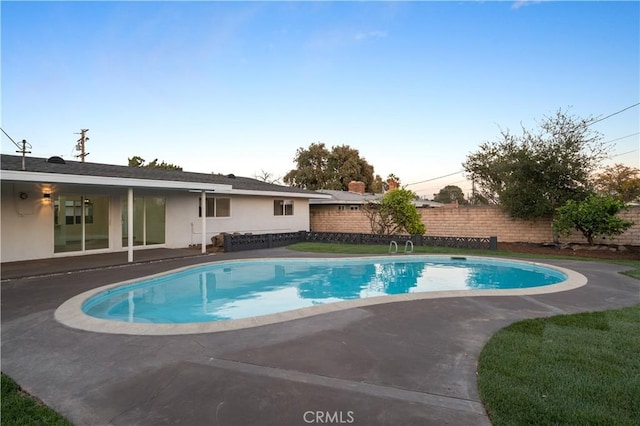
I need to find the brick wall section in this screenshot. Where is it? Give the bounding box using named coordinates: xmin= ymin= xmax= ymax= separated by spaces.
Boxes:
xmin=310 ymin=205 xmax=640 ymax=245
xmin=310 ymin=207 xmax=373 ymax=234
xmin=419 ymin=206 xmax=553 ymax=242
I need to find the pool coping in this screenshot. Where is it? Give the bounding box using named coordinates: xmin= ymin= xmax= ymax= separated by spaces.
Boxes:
xmin=54 ymin=255 xmax=588 ymax=336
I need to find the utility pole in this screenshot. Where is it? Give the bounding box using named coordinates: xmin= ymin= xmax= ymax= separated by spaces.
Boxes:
xmin=471 ymin=178 xmax=476 ymax=205
xmin=74 ymin=129 xmax=90 ymax=162
xmin=18 ymin=139 xmax=31 ymax=171
xmin=1 ymin=127 xmax=31 ymax=170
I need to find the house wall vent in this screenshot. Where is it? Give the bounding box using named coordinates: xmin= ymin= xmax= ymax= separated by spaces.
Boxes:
xmin=47 ymin=156 xmax=66 ymax=164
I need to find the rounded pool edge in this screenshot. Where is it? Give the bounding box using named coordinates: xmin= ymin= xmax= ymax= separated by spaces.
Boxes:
xmin=54 ymin=256 xmax=588 ymax=336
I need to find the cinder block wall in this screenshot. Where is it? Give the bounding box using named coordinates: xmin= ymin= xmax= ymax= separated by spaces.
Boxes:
xmin=309 ymin=205 xmax=640 ymax=245
xmin=419 ymin=206 xmax=553 ymax=242
xmin=310 ymin=206 xmax=372 ymax=234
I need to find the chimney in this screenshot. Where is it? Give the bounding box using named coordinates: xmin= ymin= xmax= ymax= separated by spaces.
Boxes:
xmin=386 ymin=179 xmax=399 ymax=191
xmin=348 ymin=180 xmax=366 ymax=194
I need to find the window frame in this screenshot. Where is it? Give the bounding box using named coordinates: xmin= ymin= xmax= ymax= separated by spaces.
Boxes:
xmin=198 ymin=197 xmax=231 ymax=218
xmin=274 ymin=199 xmax=294 ymax=216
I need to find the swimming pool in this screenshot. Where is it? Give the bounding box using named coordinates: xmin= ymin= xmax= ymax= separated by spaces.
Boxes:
xmin=55 ymin=256 xmax=586 ymax=335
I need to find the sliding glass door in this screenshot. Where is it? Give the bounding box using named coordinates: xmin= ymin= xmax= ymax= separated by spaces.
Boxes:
xmin=122 ymin=196 xmax=166 ymax=247
xmin=54 ymin=195 xmax=109 ymax=253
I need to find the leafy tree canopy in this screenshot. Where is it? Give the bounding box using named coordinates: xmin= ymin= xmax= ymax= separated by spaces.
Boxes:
xmin=284 ymin=142 xmax=377 ymax=191
xmin=593 ymin=163 xmax=640 ymax=203
xmin=371 ymin=174 xmax=385 ymax=194
xmin=553 ymin=195 xmax=634 ymax=245
xmin=364 ymin=188 xmax=426 ymax=236
xmin=463 ymin=109 xmax=610 ymax=220
xmin=128 ymin=155 xmax=182 ymax=171
xmin=433 ymin=185 xmax=467 ymax=205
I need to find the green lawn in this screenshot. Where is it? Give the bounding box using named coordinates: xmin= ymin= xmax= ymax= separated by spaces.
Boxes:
xmin=289 ymin=242 xmax=640 ymax=265
xmin=477 ymin=305 xmax=640 ymax=425
xmin=1 ymin=373 xmax=71 ymax=426
xmin=613 ymin=260 xmax=640 ymax=279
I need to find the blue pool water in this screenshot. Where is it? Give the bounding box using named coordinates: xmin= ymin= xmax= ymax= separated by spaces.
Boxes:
xmin=83 ymin=257 xmax=566 ymax=324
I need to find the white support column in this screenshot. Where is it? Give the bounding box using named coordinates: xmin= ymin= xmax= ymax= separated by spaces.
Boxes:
xmin=201 ymin=191 xmax=207 ymax=254
xmin=128 ymin=188 xmax=134 ymax=262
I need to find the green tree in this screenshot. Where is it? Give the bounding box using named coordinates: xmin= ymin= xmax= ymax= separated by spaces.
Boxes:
xmin=371 ymin=174 xmax=385 ymax=193
xmin=283 ymin=142 xmax=377 ymax=191
xmin=128 ymin=156 xmax=182 ymax=171
xmin=433 ymin=185 xmax=467 ymax=204
xmin=463 ymin=109 xmax=610 ymax=220
xmin=593 ymin=163 xmax=640 ymax=203
xmin=552 ymin=195 xmax=634 ymax=245
xmin=363 ymin=188 xmax=426 ymax=235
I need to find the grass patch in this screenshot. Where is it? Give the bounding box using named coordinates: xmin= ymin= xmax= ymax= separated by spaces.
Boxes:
xmin=287 ymin=242 xmax=640 ymax=275
xmin=477 ymin=304 xmax=640 ymax=425
xmin=289 ymin=242 xmax=525 ymax=258
xmin=611 ymin=260 xmax=640 ymax=279
xmin=1 ymin=373 xmax=72 ymax=426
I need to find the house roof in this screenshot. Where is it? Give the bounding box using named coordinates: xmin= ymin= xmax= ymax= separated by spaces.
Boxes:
xmin=0 ymin=154 xmax=329 ymax=198
xmin=310 ymin=189 xmax=444 ymax=207
xmin=310 ymin=190 xmax=381 ymax=204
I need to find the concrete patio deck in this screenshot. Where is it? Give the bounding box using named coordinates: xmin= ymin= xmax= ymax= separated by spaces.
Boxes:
xmin=1 ymin=248 xmax=639 ymax=425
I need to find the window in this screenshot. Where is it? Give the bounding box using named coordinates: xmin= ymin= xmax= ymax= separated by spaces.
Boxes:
xmin=338 ymin=205 xmax=358 ymax=211
xmin=55 ymin=195 xmax=109 ymax=253
xmin=64 ymin=200 xmax=82 ymax=224
xmin=199 ymin=197 xmax=231 ymax=218
xmin=84 ymin=199 xmax=94 ymax=224
xmin=274 ymin=199 xmax=294 ymax=216
xmin=215 ymin=198 xmax=230 ymax=217
xmin=54 ymin=197 xmax=96 ymax=226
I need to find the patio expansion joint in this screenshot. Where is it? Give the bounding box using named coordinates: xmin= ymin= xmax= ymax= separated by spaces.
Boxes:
xmin=0 ymin=253 xmax=213 ymax=282
xmin=201 ymin=356 xmax=486 ymax=416
xmin=107 ymin=365 xmax=184 ymax=425
xmin=518 ymin=295 xmax=569 ymax=315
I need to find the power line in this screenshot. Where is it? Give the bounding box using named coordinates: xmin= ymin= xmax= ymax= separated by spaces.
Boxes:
xmin=603 ymin=132 xmax=639 ymax=145
xmin=405 ymin=104 xmax=639 ymax=189
xmin=589 ymin=102 xmax=640 ymax=127
xmin=405 ymin=170 xmax=464 ymax=186
xmin=611 ymin=149 xmax=638 ymax=158
xmin=0 ymin=127 xmax=32 ymax=171
xmin=0 ymin=127 xmax=27 ymax=150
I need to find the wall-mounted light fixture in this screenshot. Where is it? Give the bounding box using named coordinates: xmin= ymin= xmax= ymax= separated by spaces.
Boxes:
xmin=43 ymin=189 xmax=51 ymax=202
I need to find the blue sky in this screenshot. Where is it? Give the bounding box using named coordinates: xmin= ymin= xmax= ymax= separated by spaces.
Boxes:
xmin=2 ymin=1 xmax=639 ymax=198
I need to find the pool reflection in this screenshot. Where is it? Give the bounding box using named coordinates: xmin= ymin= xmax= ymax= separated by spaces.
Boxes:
xmin=83 ymin=258 xmax=566 ymax=323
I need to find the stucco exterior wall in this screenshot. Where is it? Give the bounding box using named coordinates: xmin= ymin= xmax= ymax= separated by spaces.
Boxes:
xmin=309 ymin=204 xmax=640 ymax=246
xmin=1 ymin=182 xmax=55 ymax=262
xmin=1 ymin=182 xmax=312 ymax=262
xmin=166 ymin=194 xmax=310 ymax=248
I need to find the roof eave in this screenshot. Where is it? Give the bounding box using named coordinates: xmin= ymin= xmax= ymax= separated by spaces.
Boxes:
xmin=228 ymin=188 xmax=332 ymax=199
xmin=1 ymin=170 xmax=233 ymax=192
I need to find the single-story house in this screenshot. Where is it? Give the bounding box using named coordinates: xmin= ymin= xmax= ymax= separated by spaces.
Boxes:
xmin=308 ymin=181 xmax=443 ymax=233
xmin=310 ymin=181 xmax=444 ymax=211
xmin=1 ymin=154 xmax=329 ymax=263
